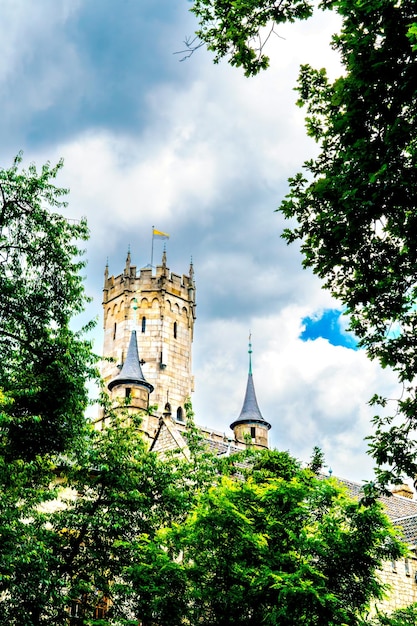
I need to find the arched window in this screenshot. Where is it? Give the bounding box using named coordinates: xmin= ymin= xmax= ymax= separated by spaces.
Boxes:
xmin=141 ymin=316 xmax=146 ymax=333
xmin=173 ymin=321 xmax=177 ymax=339
xmin=176 ymin=406 xmax=184 ymax=422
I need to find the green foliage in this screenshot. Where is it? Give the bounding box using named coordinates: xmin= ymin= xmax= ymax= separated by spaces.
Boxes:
xmin=170 ymin=449 xmax=405 ymax=626
xmin=1 ymin=421 xmax=403 ymax=626
xmin=278 ymin=0 xmax=417 ymax=485
xmin=191 ymin=0 xmax=417 ymax=486
xmin=365 ymin=603 xmax=417 ymax=626
xmin=191 ymin=0 xmax=314 ymax=76
xmin=0 ymin=406 xmax=192 ymax=625
xmin=0 ymin=153 xmax=97 ymax=459
xmin=0 ymin=153 xmax=98 ymax=624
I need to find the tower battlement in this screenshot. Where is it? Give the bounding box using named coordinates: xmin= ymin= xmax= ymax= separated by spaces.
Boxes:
xmin=103 ymin=262 xmax=196 ymax=308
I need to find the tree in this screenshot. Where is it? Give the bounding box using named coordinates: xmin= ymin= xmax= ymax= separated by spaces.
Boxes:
xmin=191 ymin=0 xmax=314 ymax=76
xmin=190 ymin=0 xmax=417 ymax=488
xmin=367 ymin=603 xmax=417 ymax=626
xmin=1 ymin=399 xmax=403 ymax=626
xmin=0 ymin=394 xmax=222 ymax=626
xmin=280 ymin=0 xmax=417 ymax=488
xmin=0 ymin=153 xmax=98 ymax=624
xmin=170 ymin=449 xmax=404 ymax=626
xmin=0 ymin=153 xmax=96 ymax=459
xmin=0 ymin=408 xmax=183 ymax=625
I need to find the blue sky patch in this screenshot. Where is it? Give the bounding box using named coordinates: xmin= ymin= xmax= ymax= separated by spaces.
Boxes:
xmin=300 ymin=309 xmax=359 ymax=350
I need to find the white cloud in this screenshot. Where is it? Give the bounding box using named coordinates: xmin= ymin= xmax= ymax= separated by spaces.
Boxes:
xmin=3 ymin=2 xmax=399 ymax=486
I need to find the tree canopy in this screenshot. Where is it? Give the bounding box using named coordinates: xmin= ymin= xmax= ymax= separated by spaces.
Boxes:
xmin=0 ymin=153 xmax=96 ymax=459
xmin=191 ymin=0 xmax=314 ymax=75
xmin=190 ymin=0 xmax=417 ymax=488
xmin=0 ymin=422 xmax=404 ymax=625
xmin=171 ymin=448 xmax=404 ymax=626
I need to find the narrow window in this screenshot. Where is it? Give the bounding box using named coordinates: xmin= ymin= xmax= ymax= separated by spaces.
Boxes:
xmin=113 ymin=322 xmax=116 ymax=340
xmin=391 ymin=560 xmax=397 ymax=573
xmin=177 ymin=406 xmax=184 ymax=422
xmin=94 ymin=598 xmax=108 ymax=620
xmin=173 ymin=321 xmax=177 ymax=339
xmin=142 ymin=316 xmax=146 ymax=333
xmin=405 ymin=558 xmax=411 ymax=576
xmin=70 ymin=601 xmax=81 ymax=618
xmin=125 ymin=388 xmax=131 ymax=400
xmin=250 ymin=426 xmax=256 ymax=439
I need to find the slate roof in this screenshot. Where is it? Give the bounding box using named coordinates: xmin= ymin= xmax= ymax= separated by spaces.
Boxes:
xmin=203 ymin=438 xmax=244 ymax=456
xmin=230 ymin=373 xmax=271 ymax=430
xmin=337 ymin=476 xmax=417 ymax=546
xmin=108 ymin=330 xmax=154 ymax=393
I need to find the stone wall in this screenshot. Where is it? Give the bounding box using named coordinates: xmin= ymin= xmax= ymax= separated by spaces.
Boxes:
xmin=377 ymin=554 xmax=417 ymax=613
xmin=101 ymin=254 xmax=196 ymax=427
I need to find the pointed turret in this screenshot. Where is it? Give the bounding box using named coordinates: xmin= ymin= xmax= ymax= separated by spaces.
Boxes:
xmin=230 ymin=336 xmax=271 ymax=449
xmin=108 ymin=330 xmax=153 ymax=393
xmin=125 ymin=248 xmax=131 ymax=275
xmin=108 ymin=331 xmax=153 ymax=413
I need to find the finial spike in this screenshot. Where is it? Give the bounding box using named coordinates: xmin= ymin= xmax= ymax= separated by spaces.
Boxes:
xmin=248 ymin=331 xmax=252 ymax=375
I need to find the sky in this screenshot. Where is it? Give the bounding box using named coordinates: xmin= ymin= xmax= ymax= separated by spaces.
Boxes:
xmin=1 ymin=0 xmax=401 ymax=482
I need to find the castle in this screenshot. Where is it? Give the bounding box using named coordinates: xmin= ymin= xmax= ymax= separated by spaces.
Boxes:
xmin=99 ymin=251 xmax=417 ymax=613
xmin=98 ymin=249 xmax=271 ymax=457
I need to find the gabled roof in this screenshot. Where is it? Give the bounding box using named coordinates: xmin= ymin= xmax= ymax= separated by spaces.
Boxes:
xmin=150 ymin=417 xmax=190 ymax=460
xmin=108 ymin=330 xmax=154 ymax=393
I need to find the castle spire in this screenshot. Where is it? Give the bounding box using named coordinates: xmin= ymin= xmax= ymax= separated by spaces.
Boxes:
xmin=248 ymin=332 xmax=252 ymax=376
xmin=230 ymin=335 xmax=271 ymax=448
xmin=104 ymin=259 xmax=109 ymax=287
xmin=108 ymin=330 xmax=153 ymax=393
xmin=125 ymin=247 xmax=131 ymax=275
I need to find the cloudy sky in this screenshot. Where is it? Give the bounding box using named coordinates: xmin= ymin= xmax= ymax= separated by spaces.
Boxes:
xmin=1 ymin=0 xmax=400 ymax=481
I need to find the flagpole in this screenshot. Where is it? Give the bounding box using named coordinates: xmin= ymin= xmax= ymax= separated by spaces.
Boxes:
xmin=150 ymin=225 xmax=155 ymax=269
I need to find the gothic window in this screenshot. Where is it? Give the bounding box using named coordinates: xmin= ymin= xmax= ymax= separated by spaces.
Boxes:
xmin=142 ymin=316 xmax=146 ymax=333
xmin=177 ymin=406 xmax=184 ymax=422
xmin=173 ymin=321 xmax=177 ymax=339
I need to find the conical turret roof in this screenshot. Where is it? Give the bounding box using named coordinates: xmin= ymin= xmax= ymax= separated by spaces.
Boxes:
xmin=230 ymin=337 xmax=271 ymax=431
xmin=108 ymin=330 xmax=154 ymax=393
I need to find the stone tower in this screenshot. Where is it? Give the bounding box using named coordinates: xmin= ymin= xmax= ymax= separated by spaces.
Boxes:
xmin=100 ymin=250 xmax=196 ymax=436
xmin=230 ymin=337 xmax=271 ymax=449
